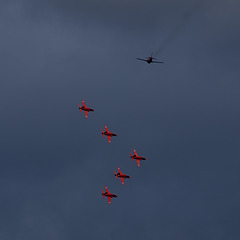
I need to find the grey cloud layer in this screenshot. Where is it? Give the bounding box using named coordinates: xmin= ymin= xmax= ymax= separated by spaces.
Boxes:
xmin=0 ymin=0 xmax=240 ymax=240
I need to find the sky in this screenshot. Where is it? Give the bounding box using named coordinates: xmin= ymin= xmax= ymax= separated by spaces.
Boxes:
xmin=0 ymin=0 xmax=240 ymax=239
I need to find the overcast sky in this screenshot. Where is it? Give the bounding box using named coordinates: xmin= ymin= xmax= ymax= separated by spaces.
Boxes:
xmin=0 ymin=0 xmax=240 ymax=239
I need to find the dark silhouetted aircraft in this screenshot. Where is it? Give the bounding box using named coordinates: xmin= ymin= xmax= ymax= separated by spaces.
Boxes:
xmin=101 ymin=186 xmax=117 ymax=205
xmin=114 ymin=167 xmax=131 ymax=185
xmin=130 ymin=149 xmax=146 ymax=167
xmin=78 ymin=100 xmax=94 ymax=118
xmin=101 ymin=125 xmax=117 ymax=143
xmin=136 ymin=53 xmax=164 ymax=64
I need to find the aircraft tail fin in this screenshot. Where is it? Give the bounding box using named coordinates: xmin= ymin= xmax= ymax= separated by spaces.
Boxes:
xmin=101 ymin=129 xmax=105 ymax=137
xmin=101 ymin=190 xmax=105 ymax=198
xmin=130 ymin=153 xmax=134 ymax=161
xmin=78 ymin=104 xmax=82 ymax=112
xmin=114 ymin=171 xmax=118 ymax=179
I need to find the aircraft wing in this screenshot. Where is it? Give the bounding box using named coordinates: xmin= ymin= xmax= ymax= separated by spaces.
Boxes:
xmin=136 ymin=58 xmax=147 ymax=62
xmin=104 ymin=125 xmax=109 ymax=132
xmin=133 ymin=149 xmax=138 ymax=157
xmin=117 ymin=167 xmax=122 ymax=174
xmin=84 ymin=111 xmax=89 ymax=118
xmin=105 ymin=186 xmax=110 ymax=194
xmin=120 ymin=177 xmax=124 ymax=185
xmin=107 ymin=135 xmax=111 ymax=143
xmin=137 ymin=159 xmax=140 ymax=167
xmin=107 ymin=197 xmax=111 ymax=204
xmin=81 ymin=100 xmax=87 ymax=108
xmin=152 ymin=61 xmax=164 ymax=63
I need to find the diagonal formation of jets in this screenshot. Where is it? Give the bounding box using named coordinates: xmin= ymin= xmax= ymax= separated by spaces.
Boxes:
xmin=75 ymin=2 xmax=201 ymax=206
xmin=78 ymin=99 xmax=147 ymax=205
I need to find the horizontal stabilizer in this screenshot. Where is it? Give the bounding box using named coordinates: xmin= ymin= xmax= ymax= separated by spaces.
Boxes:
xmin=114 ymin=171 xmax=118 ymax=179
xmin=101 ymin=129 xmax=105 ymax=137
xmin=101 ymin=190 xmax=105 ymax=198
xmin=78 ymin=104 xmax=82 ymax=112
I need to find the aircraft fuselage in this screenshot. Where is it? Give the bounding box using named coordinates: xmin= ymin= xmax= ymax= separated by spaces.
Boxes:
xmin=103 ymin=193 xmax=117 ymax=198
xmin=79 ymin=106 xmax=94 ymax=112
xmin=115 ymin=173 xmax=130 ymax=179
xmin=131 ymin=155 xmax=146 ymax=160
xmin=147 ymin=57 xmax=153 ymax=64
xmin=103 ymin=132 xmax=117 ymax=137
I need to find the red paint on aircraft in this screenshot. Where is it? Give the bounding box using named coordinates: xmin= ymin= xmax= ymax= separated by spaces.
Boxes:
xmin=101 ymin=186 xmax=117 ymax=205
xmin=130 ymin=148 xmax=146 ymax=167
xmin=101 ymin=125 xmax=117 ymax=143
xmin=78 ymin=100 xmax=94 ymax=118
xmin=114 ymin=167 xmax=131 ymax=185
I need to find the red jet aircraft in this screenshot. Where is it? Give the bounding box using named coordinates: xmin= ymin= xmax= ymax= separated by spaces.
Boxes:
xmin=78 ymin=100 xmax=94 ymax=119
xmin=137 ymin=53 xmax=164 ymax=64
xmin=114 ymin=167 xmax=131 ymax=185
xmin=101 ymin=186 xmax=117 ymax=205
xmin=101 ymin=125 xmax=117 ymax=143
xmin=130 ymin=149 xmax=146 ymax=167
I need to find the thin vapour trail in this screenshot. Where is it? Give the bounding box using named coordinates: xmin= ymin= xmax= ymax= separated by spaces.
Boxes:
xmin=154 ymin=1 xmax=203 ymax=57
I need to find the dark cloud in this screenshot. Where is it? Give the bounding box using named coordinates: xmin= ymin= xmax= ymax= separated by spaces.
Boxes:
xmin=0 ymin=0 xmax=240 ymax=239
